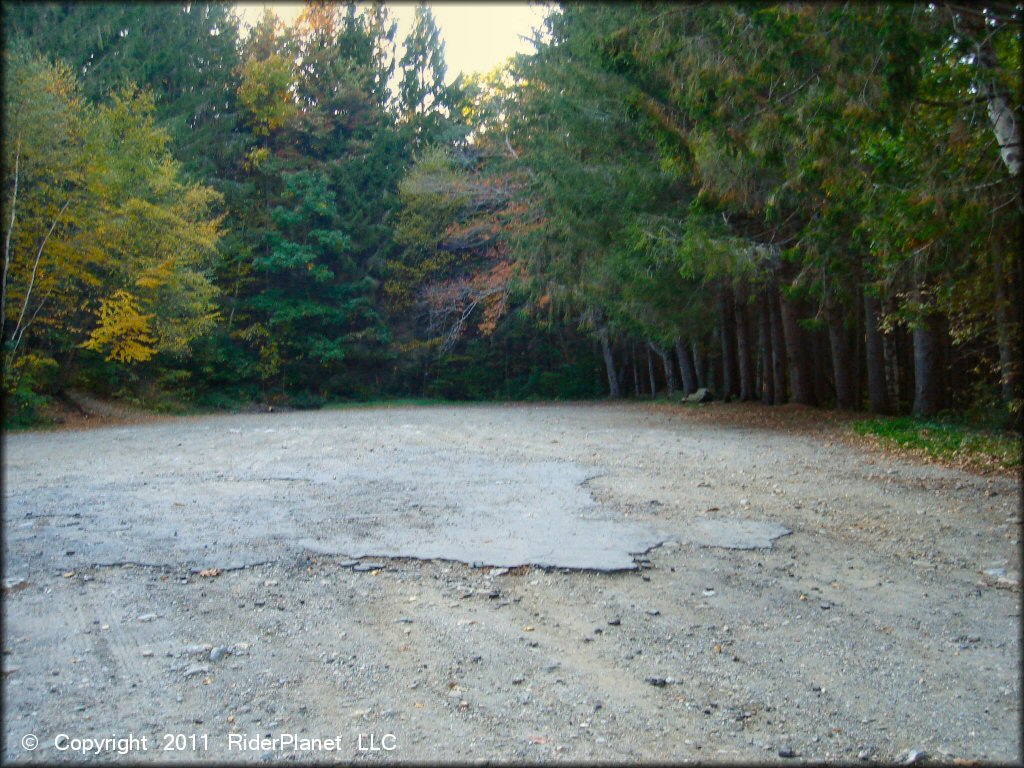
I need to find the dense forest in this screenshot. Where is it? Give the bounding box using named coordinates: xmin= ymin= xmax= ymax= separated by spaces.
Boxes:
xmin=3 ymin=2 xmax=1021 ymax=427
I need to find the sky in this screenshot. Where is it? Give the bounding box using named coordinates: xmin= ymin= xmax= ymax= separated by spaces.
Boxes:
xmin=234 ymin=3 xmax=551 ymax=83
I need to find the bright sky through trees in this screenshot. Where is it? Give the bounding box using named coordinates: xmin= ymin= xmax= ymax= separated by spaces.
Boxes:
xmin=235 ymin=2 xmax=550 ymax=82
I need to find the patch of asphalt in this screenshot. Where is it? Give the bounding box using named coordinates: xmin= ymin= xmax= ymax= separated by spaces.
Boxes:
xmin=2 ymin=404 xmax=1019 ymax=763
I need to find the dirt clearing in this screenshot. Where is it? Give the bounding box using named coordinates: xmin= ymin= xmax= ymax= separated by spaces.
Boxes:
xmin=2 ymin=403 xmax=1020 ymax=763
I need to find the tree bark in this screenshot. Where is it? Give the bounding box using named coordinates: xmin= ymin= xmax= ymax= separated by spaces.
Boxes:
xmin=651 ymin=342 xmax=678 ymax=397
xmin=826 ymin=297 xmax=854 ymax=409
xmin=863 ymin=291 xmax=890 ymax=414
xmin=675 ymin=339 xmax=697 ymax=395
xmin=646 ymin=344 xmax=657 ymax=397
xmin=692 ymin=339 xmax=706 ymax=389
xmin=758 ymin=291 xmax=775 ymax=405
xmin=719 ymin=284 xmax=739 ymax=400
xmin=993 ymin=256 xmax=1021 ymax=405
xmin=779 ymin=292 xmax=816 ymax=405
xmin=962 ymin=10 xmax=1023 ymax=177
xmin=911 ymin=282 xmax=943 ymax=417
xmin=626 ymin=346 xmax=634 ymax=399
xmin=812 ymin=328 xmax=829 ymax=406
xmin=734 ymin=281 xmax=755 ymax=401
xmin=768 ymin=281 xmax=787 ymax=404
xmin=599 ymin=325 xmax=620 ymax=399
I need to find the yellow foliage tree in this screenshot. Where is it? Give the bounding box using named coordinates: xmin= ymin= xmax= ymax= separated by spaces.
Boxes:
xmin=82 ymin=290 xmax=156 ymax=363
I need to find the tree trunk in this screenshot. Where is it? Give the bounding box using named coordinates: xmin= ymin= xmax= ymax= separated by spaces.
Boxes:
xmin=599 ymin=325 xmax=620 ymax=399
xmin=965 ymin=14 xmax=1023 ymax=177
xmin=719 ymin=284 xmax=739 ymax=400
xmin=812 ymin=328 xmax=830 ymax=406
xmin=626 ymin=346 xmax=634 ymax=399
xmin=692 ymin=339 xmax=706 ymax=389
xmin=911 ymin=281 xmax=943 ymax=417
xmin=863 ymin=291 xmax=890 ymax=414
xmin=826 ymin=297 xmax=854 ymax=409
xmin=734 ymin=281 xmax=755 ymax=401
xmin=768 ymin=282 xmax=787 ymax=404
xmin=993 ymin=256 xmax=1021 ymax=405
xmin=779 ymin=292 xmax=816 ymax=405
xmin=758 ymin=291 xmax=775 ymax=405
xmin=675 ymin=339 xmax=697 ymax=394
xmin=652 ymin=342 xmax=678 ymax=398
xmin=647 ymin=345 xmax=657 ymax=397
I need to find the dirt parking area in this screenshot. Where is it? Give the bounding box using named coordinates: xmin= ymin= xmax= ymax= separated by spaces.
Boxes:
xmin=2 ymin=402 xmax=1020 ymax=763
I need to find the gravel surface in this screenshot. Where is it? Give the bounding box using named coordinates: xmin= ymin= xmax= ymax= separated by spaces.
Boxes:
xmin=2 ymin=402 xmax=1020 ymax=763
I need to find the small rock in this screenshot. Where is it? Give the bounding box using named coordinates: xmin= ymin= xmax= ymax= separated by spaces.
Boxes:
xmin=3 ymin=577 xmax=29 ymax=593
xmin=512 ymin=677 xmax=525 ymax=685
xmin=608 ymin=618 xmax=621 ymax=626
xmin=141 ymin=650 xmax=154 ymax=658
xmin=739 ymin=498 xmax=750 ymax=506
xmin=138 ymin=613 xmax=157 ymax=622
xmin=645 ymin=677 xmax=668 ymax=687
xmin=490 ymin=568 xmax=509 ymax=577
xmin=645 ymin=609 xmax=660 ymax=616
xmin=183 ymin=664 xmax=210 ymax=678
xmin=395 ymin=617 xmax=414 ymax=624
xmin=983 ymin=567 xmax=1006 ymax=578
xmin=685 ymin=387 xmax=713 ymax=403
xmin=858 ymin=747 xmax=876 ymax=760
xmin=338 ymin=560 xmax=360 ymax=568
xmin=353 ymin=562 xmax=385 ymax=572
xmin=779 ymin=747 xmax=796 ymax=758
xmin=210 ymin=647 xmax=227 ymax=662
xmin=905 ymin=749 xmax=927 ymax=764
xmin=264 ymin=579 xmax=278 ymax=587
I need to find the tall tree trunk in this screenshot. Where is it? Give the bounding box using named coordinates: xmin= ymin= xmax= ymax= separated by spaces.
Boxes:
xmin=719 ymin=284 xmax=739 ymax=400
xmin=626 ymin=346 xmax=634 ymax=399
xmin=826 ymin=297 xmax=854 ymax=409
xmin=652 ymin=342 xmax=678 ymax=397
xmin=768 ymin=281 xmax=787 ymax=404
xmin=647 ymin=344 xmax=657 ymax=397
xmin=734 ymin=281 xmax=755 ymax=401
xmin=911 ymin=282 xmax=943 ymax=417
xmin=863 ymin=291 xmax=890 ymax=414
xmin=779 ymin=293 xmax=816 ymax=405
xmin=961 ymin=10 xmax=1023 ymax=177
xmin=758 ymin=291 xmax=775 ymax=405
xmin=599 ymin=325 xmax=620 ymax=399
xmin=692 ymin=339 xmax=706 ymax=389
xmin=675 ymin=339 xmax=697 ymax=395
xmin=993 ymin=256 xmax=1021 ymax=405
xmin=812 ymin=328 xmax=830 ymax=406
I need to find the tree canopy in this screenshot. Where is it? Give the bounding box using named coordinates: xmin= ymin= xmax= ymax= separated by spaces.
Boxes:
xmin=4 ymin=2 xmax=1020 ymax=426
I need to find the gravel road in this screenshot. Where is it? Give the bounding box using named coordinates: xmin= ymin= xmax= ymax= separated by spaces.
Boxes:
xmin=2 ymin=402 xmax=1020 ymax=763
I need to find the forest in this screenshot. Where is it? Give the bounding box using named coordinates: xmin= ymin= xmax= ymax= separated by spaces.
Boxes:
xmin=3 ymin=2 xmax=1021 ymax=429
